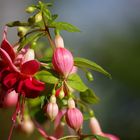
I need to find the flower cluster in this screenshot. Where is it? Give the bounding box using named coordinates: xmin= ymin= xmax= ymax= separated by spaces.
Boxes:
xmin=0 ymin=2 xmax=120 ymax=140
xmin=0 ymin=27 xmax=45 ymax=108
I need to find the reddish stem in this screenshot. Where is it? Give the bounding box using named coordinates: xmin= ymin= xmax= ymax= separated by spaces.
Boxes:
xmin=8 ymin=122 xmax=15 ymax=140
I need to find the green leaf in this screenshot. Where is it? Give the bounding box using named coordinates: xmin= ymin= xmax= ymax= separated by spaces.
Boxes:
xmin=74 ymin=57 xmax=111 ymax=78
xmin=18 ymin=32 xmax=43 ymax=51
xmin=43 ymin=9 xmax=52 ymax=21
xmin=50 ymin=21 xmax=80 ymax=32
xmin=6 ymin=21 xmax=29 ymax=27
xmin=80 ymin=88 xmax=99 ymax=104
xmin=94 ymin=135 xmax=109 ymax=140
xmin=35 ymin=70 xmax=58 ymax=84
xmin=67 ymin=73 xmax=88 ymax=92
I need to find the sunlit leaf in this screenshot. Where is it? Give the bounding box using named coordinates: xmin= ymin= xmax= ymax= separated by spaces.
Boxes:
xmin=74 ymin=57 xmax=111 ymax=78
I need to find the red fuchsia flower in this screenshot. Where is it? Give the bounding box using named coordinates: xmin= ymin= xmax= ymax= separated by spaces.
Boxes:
xmin=65 ymin=98 xmax=83 ymax=131
xmin=4 ymin=90 xmax=18 ymax=107
xmin=45 ymin=95 xmax=59 ymax=121
xmin=52 ymin=47 xmax=74 ymax=78
xmin=0 ymin=27 xmax=45 ymax=100
xmin=89 ymin=117 xmax=120 ymax=140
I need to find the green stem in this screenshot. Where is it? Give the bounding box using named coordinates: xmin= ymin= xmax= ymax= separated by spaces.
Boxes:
xmin=24 ymin=29 xmax=44 ymax=38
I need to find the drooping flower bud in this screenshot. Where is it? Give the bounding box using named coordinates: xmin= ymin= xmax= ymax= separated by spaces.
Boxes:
xmin=20 ymin=118 xmax=34 ymax=134
xmin=4 ymin=90 xmax=18 ymax=107
xmin=54 ymin=35 xmax=64 ymax=48
xmin=52 ymin=48 xmax=74 ymax=77
xmin=45 ymin=95 xmax=59 ymax=121
xmin=89 ymin=117 xmax=120 ymax=140
xmin=89 ymin=117 xmax=102 ymax=135
xmin=55 ymin=87 xmax=65 ymax=99
xmin=65 ymin=98 xmax=83 ymax=131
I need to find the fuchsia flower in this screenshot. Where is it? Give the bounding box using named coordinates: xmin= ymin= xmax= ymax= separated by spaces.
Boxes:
xmin=52 ymin=47 xmax=74 ymax=78
xmin=0 ymin=27 xmax=45 ymax=101
xmin=89 ymin=117 xmax=120 ymax=140
xmin=65 ymin=98 xmax=83 ymax=131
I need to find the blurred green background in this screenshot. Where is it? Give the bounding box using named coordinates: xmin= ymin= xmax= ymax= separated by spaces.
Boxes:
xmin=0 ymin=0 xmax=140 ymax=140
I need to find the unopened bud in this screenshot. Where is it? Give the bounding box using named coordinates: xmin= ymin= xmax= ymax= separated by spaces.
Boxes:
xmin=26 ymin=6 xmax=36 ymax=13
xmin=52 ymin=48 xmax=74 ymax=77
xmin=35 ymin=12 xmax=42 ymax=22
xmin=17 ymin=27 xmax=28 ymax=37
xmin=59 ymin=90 xmax=65 ymax=99
xmin=50 ymin=95 xmax=56 ymax=104
xmin=21 ymin=118 xmax=34 ymax=134
xmin=68 ymin=98 xmax=75 ymax=109
xmin=86 ymin=72 xmax=94 ymax=81
xmin=4 ymin=90 xmax=18 ymax=107
xmin=55 ymin=35 xmax=64 ymax=48
xmin=46 ymin=102 xmax=59 ymax=121
xmin=55 ymin=88 xmax=65 ymax=99
xmin=65 ymin=107 xmax=83 ymax=131
xmin=89 ymin=117 xmax=102 ymax=135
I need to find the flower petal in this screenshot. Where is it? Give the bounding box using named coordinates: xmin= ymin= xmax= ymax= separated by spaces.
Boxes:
xmin=3 ymin=72 xmax=18 ymax=88
xmin=20 ymin=60 xmax=40 ymax=75
xmin=1 ymin=27 xmax=15 ymax=60
xmin=20 ymin=78 xmax=45 ymax=98
xmin=0 ymin=48 xmax=19 ymax=72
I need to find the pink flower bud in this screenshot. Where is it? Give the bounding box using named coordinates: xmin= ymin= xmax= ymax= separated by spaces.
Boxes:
xmin=65 ymin=99 xmax=83 ymax=131
xmin=89 ymin=117 xmax=120 ymax=140
xmin=54 ymin=35 xmax=64 ymax=48
xmin=89 ymin=117 xmax=102 ymax=135
xmin=46 ymin=95 xmax=59 ymax=120
xmin=4 ymin=90 xmax=18 ymax=107
xmin=52 ymin=48 xmax=74 ymax=77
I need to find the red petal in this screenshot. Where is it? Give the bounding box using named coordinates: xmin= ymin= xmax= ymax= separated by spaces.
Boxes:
xmin=20 ymin=60 xmax=40 ymax=75
xmin=3 ymin=72 xmax=18 ymax=88
xmin=0 ymin=48 xmax=19 ymax=72
xmin=1 ymin=27 xmax=15 ymax=60
xmin=21 ymin=78 xmax=45 ymax=98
